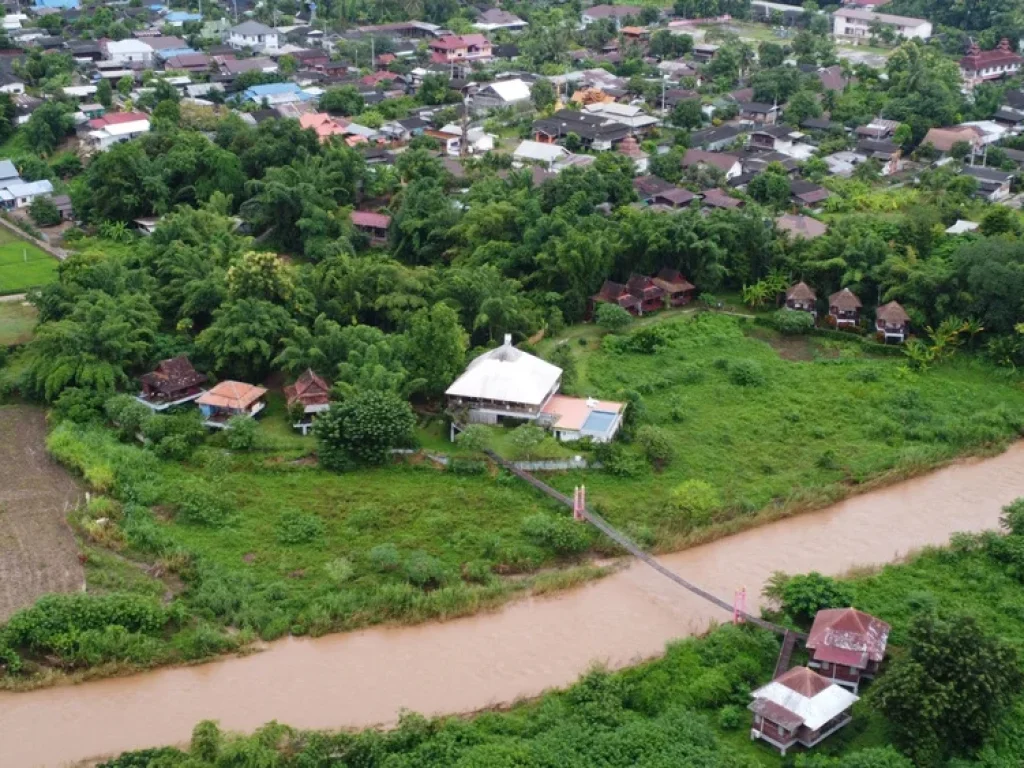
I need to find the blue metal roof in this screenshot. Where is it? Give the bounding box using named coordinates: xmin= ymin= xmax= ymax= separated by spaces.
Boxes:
xmin=33 ymin=0 xmax=80 ymax=8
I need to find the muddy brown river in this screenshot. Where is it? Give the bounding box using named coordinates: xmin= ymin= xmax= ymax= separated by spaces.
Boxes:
xmin=4 ymin=444 xmax=1024 ymax=767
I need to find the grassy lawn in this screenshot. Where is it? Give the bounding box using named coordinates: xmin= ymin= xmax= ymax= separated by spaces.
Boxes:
xmin=0 ymin=300 xmax=37 ymax=346
xmin=537 ymin=313 xmax=1024 ymax=551
xmin=0 ymin=228 xmax=59 ymax=295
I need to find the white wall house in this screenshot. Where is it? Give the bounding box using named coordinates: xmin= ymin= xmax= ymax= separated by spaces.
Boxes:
xmin=105 ymin=39 xmax=155 ymax=65
xmin=87 ymin=119 xmax=151 ymax=152
xmin=227 ymin=21 xmax=280 ymax=52
xmin=832 ymin=8 xmax=932 ymax=41
xmin=0 ymin=179 xmax=54 ymax=209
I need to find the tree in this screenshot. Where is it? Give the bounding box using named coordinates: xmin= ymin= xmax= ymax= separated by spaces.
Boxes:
xmin=979 ymin=205 xmax=1018 ymax=237
xmin=319 ymin=85 xmax=364 ymax=116
xmin=530 ymin=78 xmax=556 ymax=112
xmin=225 ymin=251 xmax=295 ymax=304
xmin=96 ymin=78 xmax=113 ymax=109
xmin=404 ymin=303 xmax=468 ymax=398
xmin=455 ymin=424 xmax=491 ymax=452
xmin=635 ymin=425 xmax=674 ymax=468
xmin=116 ymin=75 xmax=134 ymax=97
xmin=748 ymin=170 xmax=791 ymax=208
xmin=313 ymin=390 xmax=415 ymax=470
xmin=949 ymin=140 xmax=973 ymax=161
xmin=419 ymin=73 xmax=456 ymax=105
xmin=196 ymin=298 xmax=296 ymax=380
xmin=873 ymin=611 xmax=1023 ymax=765
xmin=999 ymin=497 xmax=1024 ymax=536
xmin=29 ymin=195 xmax=60 ymax=227
xmin=670 ymin=99 xmax=704 ymax=129
xmin=509 ymin=423 xmax=545 ymax=457
xmin=24 ymin=101 xmax=74 ymax=156
xmin=758 ymin=41 xmax=785 ymax=68
xmin=783 ymin=90 xmax=822 ymax=126
xmin=765 ymin=571 xmax=854 ymax=624
xmin=595 ymin=302 xmax=633 ymax=332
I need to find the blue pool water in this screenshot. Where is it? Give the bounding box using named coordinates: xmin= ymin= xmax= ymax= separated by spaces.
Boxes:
xmin=582 ymin=410 xmax=617 ymax=434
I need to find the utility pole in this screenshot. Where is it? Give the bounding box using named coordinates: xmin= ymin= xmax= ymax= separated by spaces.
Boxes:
xmin=370 ymin=35 xmax=375 ymax=68
xmin=460 ymin=95 xmax=470 ymax=157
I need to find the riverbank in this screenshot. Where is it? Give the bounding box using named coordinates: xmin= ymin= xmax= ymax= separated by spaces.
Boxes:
xmin=3 ymin=442 xmax=1024 ymax=768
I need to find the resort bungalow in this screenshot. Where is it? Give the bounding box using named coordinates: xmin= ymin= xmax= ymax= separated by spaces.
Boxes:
xmin=806 ymin=608 xmax=890 ymax=692
xmin=750 ymin=667 xmax=859 ymax=755
xmin=828 ymin=288 xmax=862 ymax=327
xmin=651 ymin=268 xmax=696 ymax=306
xmin=285 ymin=369 xmax=331 ymax=435
xmin=196 ymin=380 xmax=267 ymax=428
xmin=875 ymin=300 xmax=910 ymax=342
xmin=540 ymin=394 xmax=625 ymax=443
xmin=592 ymin=280 xmax=642 ymax=315
xmin=785 ymin=282 xmax=817 ymax=317
xmin=137 ymin=355 xmax=207 ymax=410
xmin=626 ymin=274 xmax=666 ymax=314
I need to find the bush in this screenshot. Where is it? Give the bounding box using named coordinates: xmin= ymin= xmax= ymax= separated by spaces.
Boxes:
xmin=768 ymin=309 xmax=815 ymax=335
xmin=29 ymin=195 xmax=61 ymax=227
xmin=455 ymin=424 xmax=491 ymax=452
xmin=595 ymin=302 xmax=633 ymax=332
xmin=225 ymin=415 xmax=258 ymax=450
xmin=669 ymin=479 xmax=721 ymax=526
xmin=776 ymin=572 xmax=854 ymax=624
xmin=141 ymin=411 xmax=206 ymax=460
xmin=521 ymin=513 xmax=591 ymax=555
xmin=104 ymin=395 xmax=151 ymax=441
xmin=275 ymin=510 xmax=326 ymax=545
xmin=635 ymin=425 xmax=675 ymax=469
xmin=314 ymin=392 xmax=415 ymax=470
xmin=368 ymin=543 xmax=401 ymax=572
xmin=728 ymin=359 xmax=766 ymax=387
xmin=324 ymin=557 xmax=355 ymax=584
xmin=175 ymin=480 xmax=232 ymax=527
xmin=402 ymin=550 xmax=452 ymax=589
xmin=718 ymin=705 xmax=745 ymax=730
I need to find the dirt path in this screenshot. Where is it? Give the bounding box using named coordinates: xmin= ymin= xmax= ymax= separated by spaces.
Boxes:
xmin=3 ymin=443 xmax=1024 ymax=768
xmin=0 ymin=406 xmax=84 ymax=622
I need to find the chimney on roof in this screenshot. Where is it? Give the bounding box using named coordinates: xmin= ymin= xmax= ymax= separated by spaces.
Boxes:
xmin=503 ymin=333 xmax=512 ymax=346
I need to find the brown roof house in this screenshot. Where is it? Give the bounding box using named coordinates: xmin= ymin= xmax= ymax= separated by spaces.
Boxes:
xmin=750 ymin=666 xmax=859 ymax=755
xmin=591 ymin=280 xmax=642 ymax=316
xmin=350 ymin=210 xmax=391 ymax=247
xmin=807 ymin=608 xmax=890 ymax=691
xmin=196 ymin=380 xmax=267 ymax=429
xmin=284 ymin=369 xmax=331 ymax=435
xmin=828 ymin=287 xmax=862 ymax=327
xmin=651 ymin=268 xmax=695 ymax=306
xmin=776 ymin=213 xmax=827 ymax=240
xmin=137 ymin=356 xmax=207 ymax=410
xmin=921 ymin=125 xmax=983 ymax=156
xmin=875 ymin=300 xmax=910 ymax=342
xmin=785 ymin=281 xmax=817 ymax=317
xmin=682 ymin=148 xmax=743 ymax=180
xmin=626 ymin=274 xmax=667 ymax=314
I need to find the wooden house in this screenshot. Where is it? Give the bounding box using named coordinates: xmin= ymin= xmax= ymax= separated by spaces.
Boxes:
xmin=137 ymin=356 xmax=207 ymax=410
xmin=285 ymin=369 xmax=331 ymax=435
xmin=750 ymin=666 xmax=858 ymax=755
xmin=806 ymin=608 xmax=890 ymax=691
xmin=828 ymin=288 xmax=861 ymax=327
xmin=626 ymin=274 xmax=666 ymax=313
xmin=651 ymin=268 xmax=695 ymax=306
xmin=592 ymin=280 xmax=642 ymax=315
xmin=350 ymin=210 xmax=391 ymax=246
xmin=875 ymin=300 xmax=910 ymax=342
xmin=196 ymin=380 xmax=267 ymax=428
xmin=785 ymin=281 xmax=817 ymax=316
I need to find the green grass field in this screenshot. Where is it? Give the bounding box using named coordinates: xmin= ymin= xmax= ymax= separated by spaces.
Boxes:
xmin=538 ymin=313 xmax=1024 ymax=550
xmin=0 ymin=300 xmax=37 ymax=345
xmin=0 ymin=228 xmax=59 ymax=295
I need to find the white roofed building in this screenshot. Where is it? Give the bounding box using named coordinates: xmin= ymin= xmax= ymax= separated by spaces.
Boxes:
xmin=832 ymin=8 xmax=931 ymax=40
xmin=513 ymin=140 xmax=571 ymax=169
xmin=105 ymin=39 xmax=155 ymax=65
xmin=473 ymin=78 xmax=532 ymax=111
xmin=87 ymin=118 xmax=151 ymax=152
xmin=750 ymin=667 xmax=859 ymax=755
xmin=0 ymin=179 xmax=53 ymax=209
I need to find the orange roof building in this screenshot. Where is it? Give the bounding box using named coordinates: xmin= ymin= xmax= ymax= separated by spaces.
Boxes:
xmin=196 ymin=380 xmax=267 ymax=428
xmin=541 ymin=394 xmax=625 ymax=443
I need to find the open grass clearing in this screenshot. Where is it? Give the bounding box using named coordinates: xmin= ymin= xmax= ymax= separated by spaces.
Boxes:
xmin=0 ymin=229 xmax=59 ymax=295
xmin=0 ymin=300 xmax=37 ymax=346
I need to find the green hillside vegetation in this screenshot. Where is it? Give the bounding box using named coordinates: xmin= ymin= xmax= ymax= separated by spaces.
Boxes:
xmin=95 ymin=512 xmax=1024 ymax=768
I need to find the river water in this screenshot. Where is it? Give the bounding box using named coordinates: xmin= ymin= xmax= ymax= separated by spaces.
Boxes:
xmin=4 ymin=444 xmax=1024 ymax=767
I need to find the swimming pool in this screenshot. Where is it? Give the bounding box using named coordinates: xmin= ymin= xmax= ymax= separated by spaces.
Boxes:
xmin=582 ymin=410 xmax=617 ymax=436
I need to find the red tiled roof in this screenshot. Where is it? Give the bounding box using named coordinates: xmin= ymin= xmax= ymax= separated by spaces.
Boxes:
xmin=87 ymin=111 xmax=148 ymax=129
xmin=284 ymin=368 xmax=330 ymax=407
xmin=350 ymin=210 xmax=391 ymax=229
xmin=652 ymin=268 xmax=695 ymax=294
xmin=775 ymin=665 xmax=833 ymax=697
xmin=807 ymin=607 xmax=889 ymax=668
xmin=430 ymin=34 xmax=490 ymax=50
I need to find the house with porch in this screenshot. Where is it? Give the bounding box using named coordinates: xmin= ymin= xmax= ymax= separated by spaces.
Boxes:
xmin=962 ymin=164 xmax=1013 ymax=201
xmin=806 ymin=608 xmax=890 ymax=691
xmin=875 ymin=300 xmax=910 ymax=342
xmin=785 ymin=282 xmax=817 ymax=316
xmin=136 ymin=356 xmax=207 ymax=410
xmin=591 ymin=280 xmax=642 ymax=315
xmin=828 ymin=288 xmax=862 ymax=326
xmin=960 ymin=39 xmax=1023 ymax=88
xmin=428 ymin=34 xmax=492 ymax=64
xmin=651 ymin=268 xmax=695 ymax=305
xmin=626 ymin=274 xmax=666 ymax=313
xmin=750 ymin=666 xmax=859 ymax=755
xmin=196 ymin=380 xmax=267 ymax=428
xmin=285 ymin=369 xmax=331 ymax=435
xmin=350 ymin=210 xmax=391 ymax=246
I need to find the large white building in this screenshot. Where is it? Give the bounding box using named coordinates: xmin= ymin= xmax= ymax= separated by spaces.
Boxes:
xmin=104 ymin=39 xmax=155 ymax=65
xmin=227 ymin=21 xmax=280 ymax=52
xmin=87 ymin=119 xmax=151 ymax=152
xmin=831 ymin=8 xmax=932 ymax=41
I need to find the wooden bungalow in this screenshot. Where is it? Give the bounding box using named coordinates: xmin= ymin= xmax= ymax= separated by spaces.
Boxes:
xmin=875 ymin=300 xmax=910 ymax=342
xmin=284 ymin=369 xmax=331 ymax=435
xmin=749 ymin=666 xmax=858 ymax=756
xmin=137 ymin=355 xmax=207 ymax=410
xmin=592 ymin=280 xmax=642 ymax=315
xmin=626 ymin=274 xmax=666 ymax=314
xmin=806 ymin=608 xmax=890 ymax=692
xmin=196 ymin=381 xmax=267 ymax=429
xmin=785 ymin=282 xmax=817 ymax=317
xmin=651 ymin=268 xmax=695 ymax=306
xmin=350 ymin=210 xmax=391 ymax=247
xmin=828 ymin=288 xmax=862 ymax=327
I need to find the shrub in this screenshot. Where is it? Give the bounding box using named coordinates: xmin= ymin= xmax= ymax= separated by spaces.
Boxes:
xmin=455 ymin=424 xmax=491 ymax=452
xmin=728 ymin=359 xmax=766 ymax=387
xmin=172 ymin=624 xmax=237 ymax=660
xmin=141 ymin=412 xmax=206 ymax=460
xmin=634 ymin=425 xmax=675 ymax=469
xmin=314 ymin=392 xmax=415 ymax=470
xmin=324 ymin=557 xmax=355 ymax=584
xmin=669 ymin=479 xmax=721 ymax=526
xmin=509 ymin=423 xmax=546 ymax=458
xmin=403 ymin=550 xmax=452 ymax=589
xmin=52 ymin=388 xmax=105 ymax=424
xmin=225 ymin=416 xmax=258 ymax=450
xmin=769 ymin=309 xmax=815 ymax=335
xmin=718 ymin=705 xmax=745 ymax=730
xmin=776 ymin=572 xmax=854 ymax=624
xmin=104 ymin=395 xmax=151 ymax=442
xmin=174 ymin=480 xmax=232 ymax=527
xmin=521 ymin=513 xmax=591 ymax=555
xmin=276 ymin=510 xmax=326 ymax=545
xmin=595 ymin=302 xmax=633 ymax=332
xmin=1001 ymin=498 xmax=1024 ymax=536
xmin=368 ymin=543 xmax=401 ymax=572
xmin=29 ymin=195 xmax=61 ymax=227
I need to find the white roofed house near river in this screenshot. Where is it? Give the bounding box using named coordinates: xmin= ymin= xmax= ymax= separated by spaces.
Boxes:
xmin=445 ymin=335 xmax=625 ymax=443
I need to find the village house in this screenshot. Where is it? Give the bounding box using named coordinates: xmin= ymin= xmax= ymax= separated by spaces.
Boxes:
xmin=962 ymin=164 xmax=1014 ymax=201
xmin=350 ymin=210 xmax=391 ymax=246
xmin=650 ymin=186 xmax=695 ymax=209
xmin=540 ymin=394 xmax=626 ymax=443
xmin=196 ymin=380 xmax=267 ymax=428
xmin=921 ymin=125 xmax=984 ymax=157
xmin=285 ymin=369 xmax=331 ymax=435
xmin=513 ymin=140 xmax=571 ymax=169
xmin=582 ymin=102 xmax=660 ymax=133
xmin=750 ymin=666 xmax=859 ymax=755
xmin=104 ymin=38 xmax=154 ymax=65
xmin=627 ymin=274 xmax=666 ymax=313
xmin=473 ymin=8 xmax=528 ymax=32
xmin=960 ymin=39 xmax=1023 ymax=88
xmin=472 ymin=78 xmax=531 ymax=111
xmin=828 ymin=288 xmax=862 ymax=326
xmin=875 ymin=300 xmax=910 ymax=342
xmin=581 ymin=4 xmax=642 ymax=25
xmin=738 ymin=101 xmax=781 ymax=125
xmin=164 ymin=53 xmax=211 ymax=73
xmin=429 ymin=34 xmax=492 ymax=64
xmin=856 ymin=138 xmax=903 ymax=175
xmin=0 ymin=179 xmax=52 ymax=209
xmin=136 ymin=355 xmax=207 ymax=410
xmin=532 ymin=109 xmax=630 ymax=151
xmin=776 ymin=213 xmax=828 ymax=240
xmin=701 ymin=188 xmax=743 ymax=210
xmin=806 ymin=608 xmax=890 ymax=691
xmin=691 ymin=124 xmax=747 ymax=151
xmin=785 ymin=281 xmax=817 ymax=316
xmin=651 ymin=268 xmax=696 ymax=305
xmin=227 ymin=21 xmax=280 ymax=52
xmin=85 ymin=112 xmax=151 ymax=152
xmin=682 ymin=148 xmax=743 ymax=180
xmin=790 ymin=179 xmax=831 ymax=207
xmin=592 ymin=280 xmax=642 ymax=315
xmin=831 ymin=8 xmax=932 ymax=41
xmin=633 ymin=175 xmax=676 ymax=202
